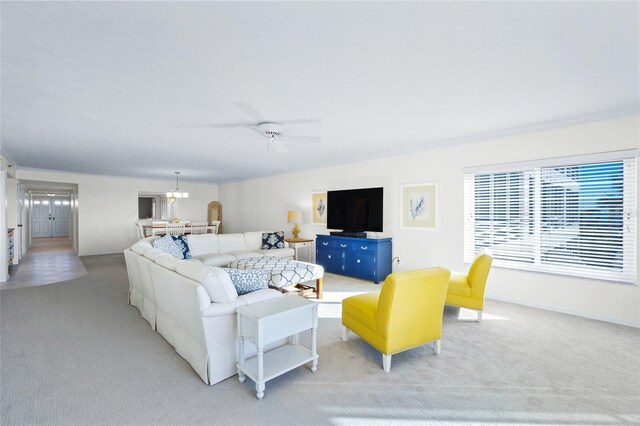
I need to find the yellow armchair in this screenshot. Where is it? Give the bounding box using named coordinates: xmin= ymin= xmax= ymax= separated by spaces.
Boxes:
xmin=341 ymin=268 xmax=450 ymax=372
xmin=446 ymin=252 xmax=493 ymax=322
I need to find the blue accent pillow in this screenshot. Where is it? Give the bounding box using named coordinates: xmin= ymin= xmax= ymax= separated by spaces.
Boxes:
xmin=171 ymin=235 xmax=192 ymax=259
xmin=152 ymin=234 xmax=192 ymax=259
xmin=223 ymin=268 xmax=268 ymax=295
xmin=153 ymin=235 xmax=183 ymax=259
xmin=261 ymin=231 xmax=285 ymax=249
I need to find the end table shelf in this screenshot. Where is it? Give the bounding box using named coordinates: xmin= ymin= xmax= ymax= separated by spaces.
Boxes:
xmin=238 ymin=344 xmax=316 ymax=385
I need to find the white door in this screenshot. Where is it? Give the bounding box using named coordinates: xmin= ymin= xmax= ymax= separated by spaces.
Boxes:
xmin=32 ymin=198 xmax=70 ymax=238
xmin=52 ymin=199 xmax=70 ymax=237
xmin=32 ymin=199 xmax=52 ymax=237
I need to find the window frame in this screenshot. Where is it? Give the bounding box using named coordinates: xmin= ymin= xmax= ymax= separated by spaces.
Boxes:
xmin=464 ymin=150 xmax=637 ymax=285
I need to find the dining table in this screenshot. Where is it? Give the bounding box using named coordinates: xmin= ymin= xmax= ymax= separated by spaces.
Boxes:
xmin=142 ymin=224 xmax=217 ymax=237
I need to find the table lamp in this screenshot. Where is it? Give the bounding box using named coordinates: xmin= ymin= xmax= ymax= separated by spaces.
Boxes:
xmin=287 ymin=210 xmax=303 ymax=239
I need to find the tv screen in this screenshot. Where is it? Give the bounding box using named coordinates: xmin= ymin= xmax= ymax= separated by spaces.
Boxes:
xmin=327 ymin=187 xmax=383 ymax=232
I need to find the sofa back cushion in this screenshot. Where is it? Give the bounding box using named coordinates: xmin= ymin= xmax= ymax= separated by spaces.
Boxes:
xmin=217 ymin=234 xmax=247 ymax=253
xmin=144 ymin=247 xmax=166 ymax=261
xmin=186 ymin=234 xmax=219 ymax=257
xmin=243 ymin=232 xmax=264 ymax=251
xmin=131 ymin=240 xmax=154 ymax=255
xmin=176 ymin=261 xmax=238 ymax=303
xmin=155 ymin=254 xmax=180 ymax=271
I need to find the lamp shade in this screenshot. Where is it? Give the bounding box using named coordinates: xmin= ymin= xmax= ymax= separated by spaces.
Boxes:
xmin=287 ymin=210 xmax=303 ymax=224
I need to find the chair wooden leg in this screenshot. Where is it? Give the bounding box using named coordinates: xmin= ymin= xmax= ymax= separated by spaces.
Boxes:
xmin=316 ymin=278 xmax=323 ymax=299
xmin=382 ymin=354 xmax=392 ymax=372
xmin=477 ymin=310 xmax=483 ymax=323
xmin=341 ymin=326 xmax=349 ymax=342
xmin=433 ymin=339 xmax=441 ymax=354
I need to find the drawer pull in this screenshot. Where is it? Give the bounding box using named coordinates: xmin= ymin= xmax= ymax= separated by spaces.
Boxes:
xmin=327 ymin=255 xmax=331 ymax=259
xmin=322 ymin=242 xmax=329 ymax=246
xmin=356 ymin=259 xmax=361 ymax=263
xmin=361 ymin=246 xmax=368 ymax=250
xmin=340 ymin=244 xmax=347 ymax=248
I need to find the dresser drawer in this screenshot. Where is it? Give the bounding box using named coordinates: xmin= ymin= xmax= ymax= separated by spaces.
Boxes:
xmin=316 ymin=238 xmax=337 ymax=249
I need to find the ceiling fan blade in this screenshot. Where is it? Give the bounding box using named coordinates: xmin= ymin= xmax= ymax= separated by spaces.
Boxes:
xmin=247 ymin=126 xmax=267 ymax=137
xmin=277 ymin=118 xmax=321 ymax=125
xmin=204 ymin=121 xmax=257 ymax=128
xmin=234 ymin=102 xmax=266 ymax=122
xmin=282 ymin=135 xmax=322 ymax=143
xmin=271 ymin=139 xmax=289 ymax=153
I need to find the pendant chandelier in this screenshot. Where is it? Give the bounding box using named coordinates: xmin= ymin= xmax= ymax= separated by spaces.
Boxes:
xmin=166 ymin=171 xmax=188 ymax=200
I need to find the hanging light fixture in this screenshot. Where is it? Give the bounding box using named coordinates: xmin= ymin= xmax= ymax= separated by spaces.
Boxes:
xmin=166 ymin=171 xmax=189 ymax=201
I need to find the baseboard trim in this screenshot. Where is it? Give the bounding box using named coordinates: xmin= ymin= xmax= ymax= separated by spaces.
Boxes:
xmin=485 ymin=295 xmax=640 ymax=329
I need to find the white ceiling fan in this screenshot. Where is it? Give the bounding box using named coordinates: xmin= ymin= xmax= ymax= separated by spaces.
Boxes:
xmin=206 ymin=103 xmax=321 ymax=153
xmin=254 ymin=122 xmax=320 ymax=153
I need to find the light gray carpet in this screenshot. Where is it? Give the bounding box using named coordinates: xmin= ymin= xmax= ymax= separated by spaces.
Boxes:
xmin=1 ymin=254 xmax=639 ymax=425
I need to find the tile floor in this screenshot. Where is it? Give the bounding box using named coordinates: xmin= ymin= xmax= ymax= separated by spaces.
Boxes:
xmin=2 ymin=237 xmax=87 ymax=290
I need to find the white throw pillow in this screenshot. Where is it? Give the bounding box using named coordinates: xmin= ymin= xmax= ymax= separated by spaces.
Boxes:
xmin=176 ymin=262 xmax=238 ymax=303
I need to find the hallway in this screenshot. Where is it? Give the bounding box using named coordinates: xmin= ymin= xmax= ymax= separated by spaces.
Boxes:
xmin=2 ymin=237 xmax=87 ymax=290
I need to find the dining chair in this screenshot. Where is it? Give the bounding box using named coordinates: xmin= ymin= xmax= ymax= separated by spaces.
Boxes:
xmin=134 ymin=222 xmax=145 ymax=240
xmin=165 ymin=223 xmax=185 ymax=236
xmin=189 ymin=222 xmax=209 ymax=235
xmin=210 ymin=220 xmax=221 ymax=234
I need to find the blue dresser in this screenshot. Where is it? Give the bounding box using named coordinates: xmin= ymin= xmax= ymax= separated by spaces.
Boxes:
xmin=315 ymin=234 xmax=392 ymax=284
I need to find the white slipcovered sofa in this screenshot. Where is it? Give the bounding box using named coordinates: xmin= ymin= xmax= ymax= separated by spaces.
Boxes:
xmin=124 ymin=231 xmax=293 ymax=385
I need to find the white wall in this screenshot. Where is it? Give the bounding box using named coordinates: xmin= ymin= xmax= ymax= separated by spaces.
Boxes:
xmin=15 ymin=169 xmax=219 ymax=256
xmin=219 ymin=115 xmax=640 ymax=326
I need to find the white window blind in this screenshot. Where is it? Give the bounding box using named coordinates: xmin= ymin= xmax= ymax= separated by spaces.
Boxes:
xmin=464 ymin=154 xmax=637 ymax=284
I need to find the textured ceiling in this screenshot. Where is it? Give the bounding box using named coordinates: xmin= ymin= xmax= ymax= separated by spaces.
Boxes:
xmin=1 ymin=1 xmax=638 ymax=183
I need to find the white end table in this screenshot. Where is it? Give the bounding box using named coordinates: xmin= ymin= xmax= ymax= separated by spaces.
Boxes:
xmin=236 ymin=297 xmax=318 ymax=399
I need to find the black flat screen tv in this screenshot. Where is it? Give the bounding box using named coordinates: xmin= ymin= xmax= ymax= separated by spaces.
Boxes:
xmin=327 ymin=187 xmax=383 ymax=232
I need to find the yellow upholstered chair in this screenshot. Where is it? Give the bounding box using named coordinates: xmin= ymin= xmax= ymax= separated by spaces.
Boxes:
xmin=341 ymin=267 xmax=450 ymax=372
xmin=446 ymin=252 xmax=493 ymax=322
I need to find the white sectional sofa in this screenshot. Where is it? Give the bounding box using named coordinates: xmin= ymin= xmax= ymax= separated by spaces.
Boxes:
xmin=124 ymin=231 xmax=294 ymax=385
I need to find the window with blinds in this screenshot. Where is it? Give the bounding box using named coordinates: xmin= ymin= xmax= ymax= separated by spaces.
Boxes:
xmin=464 ymin=153 xmax=637 ymax=284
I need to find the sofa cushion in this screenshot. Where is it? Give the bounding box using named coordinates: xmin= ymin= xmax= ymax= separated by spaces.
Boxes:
xmin=176 ymin=262 xmax=238 ymax=303
xmin=186 ymin=234 xmax=219 ymax=257
xmin=217 ymin=234 xmax=247 ymax=253
xmin=223 ymin=268 xmax=269 ymax=295
xmin=144 ymin=248 xmax=165 ymax=261
xmin=131 ymin=240 xmax=154 ymax=255
xmin=228 ymin=251 xmax=264 ymax=261
xmin=155 ymin=254 xmax=180 ymax=271
xmin=194 ymin=253 xmax=236 ymax=267
xmin=261 ymin=231 xmax=285 ymax=249
xmin=243 ymin=231 xmax=264 ymax=251
xmin=257 ymin=248 xmax=295 ymax=258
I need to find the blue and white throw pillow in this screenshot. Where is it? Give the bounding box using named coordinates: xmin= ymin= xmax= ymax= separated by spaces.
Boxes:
xmin=171 ymin=235 xmax=192 ymax=259
xmin=261 ymin=231 xmax=285 ymax=250
xmin=223 ymin=268 xmax=268 ymax=295
xmin=153 ymin=235 xmax=184 ymax=259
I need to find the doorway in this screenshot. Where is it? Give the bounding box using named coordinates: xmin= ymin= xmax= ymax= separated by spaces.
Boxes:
xmin=32 ymin=197 xmax=70 ymax=238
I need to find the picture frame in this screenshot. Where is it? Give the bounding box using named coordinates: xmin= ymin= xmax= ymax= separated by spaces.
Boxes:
xmin=312 ymin=192 xmax=327 ymax=225
xmin=401 ymin=183 xmax=437 ymax=229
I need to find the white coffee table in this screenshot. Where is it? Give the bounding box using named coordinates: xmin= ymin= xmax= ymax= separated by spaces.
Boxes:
xmin=236 ymin=297 xmax=318 ymax=400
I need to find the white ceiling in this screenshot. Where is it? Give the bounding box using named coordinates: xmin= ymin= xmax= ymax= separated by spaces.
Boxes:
xmin=1 ymin=1 xmax=638 ymax=184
